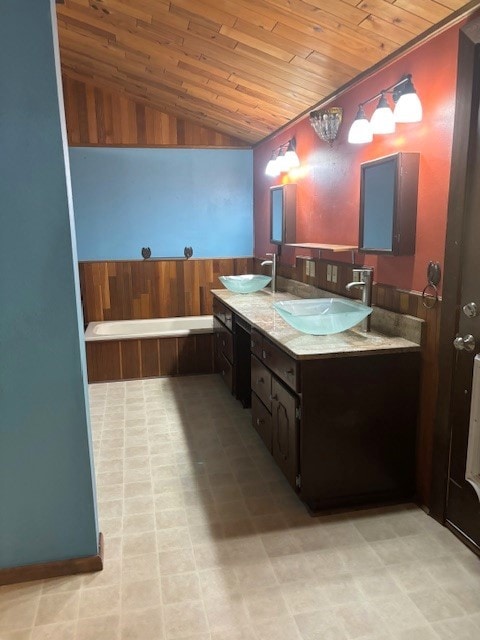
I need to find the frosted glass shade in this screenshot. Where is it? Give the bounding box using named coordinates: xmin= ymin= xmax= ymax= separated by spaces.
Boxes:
xmin=265 ymin=157 xmax=279 ymax=177
xmin=348 ymin=112 xmax=373 ymax=144
xmin=370 ymin=106 xmax=396 ymax=134
xmin=394 ymin=92 xmax=423 ymax=123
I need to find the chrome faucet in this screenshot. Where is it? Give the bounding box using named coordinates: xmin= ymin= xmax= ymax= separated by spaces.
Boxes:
xmin=345 ymin=267 xmax=374 ymax=332
xmin=261 ymin=252 xmax=277 ymax=294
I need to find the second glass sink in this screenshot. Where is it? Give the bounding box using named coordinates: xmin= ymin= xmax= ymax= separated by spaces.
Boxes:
xmin=219 ymin=274 xmax=272 ymax=293
xmin=273 ymin=298 xmax=372 ymax=335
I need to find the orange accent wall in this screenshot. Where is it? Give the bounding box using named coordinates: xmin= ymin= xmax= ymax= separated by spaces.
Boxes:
xmin=254 ymin=20 xmax=465 ymax=296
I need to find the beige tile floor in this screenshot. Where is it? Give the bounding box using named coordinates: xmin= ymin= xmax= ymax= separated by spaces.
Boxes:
xmin=1 ymin=374 xmax=480 ymax=640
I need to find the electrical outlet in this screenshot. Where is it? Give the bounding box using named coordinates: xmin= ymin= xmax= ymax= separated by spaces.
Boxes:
xmin=308 ymin=261 xmax=315 ymax=278
xmin=332 ymin=265 xmax=338 ymax=284
xmin=327 ymin=264 xmax=332 ymax=282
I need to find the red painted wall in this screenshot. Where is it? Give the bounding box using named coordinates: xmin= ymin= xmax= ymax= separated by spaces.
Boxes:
xmin=254 ymin=21 xmax=464 ymax=295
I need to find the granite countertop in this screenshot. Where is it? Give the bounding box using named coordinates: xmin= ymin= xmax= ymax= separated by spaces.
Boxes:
xmin=212 ymin=288 xmax=423 ymax=360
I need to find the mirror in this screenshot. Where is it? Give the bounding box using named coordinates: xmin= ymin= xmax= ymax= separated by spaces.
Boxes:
xmin=359 ymin=152 xmax=419 ymax=256
xmin=270 ymin=183 xmax=296 ymax=245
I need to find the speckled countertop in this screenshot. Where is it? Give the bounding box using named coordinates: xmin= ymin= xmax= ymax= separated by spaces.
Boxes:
xmin=212 ymin=288 xmax=423 ymax=360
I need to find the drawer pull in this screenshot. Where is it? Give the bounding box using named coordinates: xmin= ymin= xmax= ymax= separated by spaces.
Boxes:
xmin=222 ymin=340 xmax=226 ymax=347
xmin=257 ymin=377 xmax=264 ymax=384
xmin=270 ymin=393 xmax=278 ymax=401
xmin=262 ymin=349 xmax=267 ymax=360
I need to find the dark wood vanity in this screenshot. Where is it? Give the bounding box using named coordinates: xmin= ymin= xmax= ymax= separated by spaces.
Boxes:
xmin=213 ymin=290 xmax=421 ymax=512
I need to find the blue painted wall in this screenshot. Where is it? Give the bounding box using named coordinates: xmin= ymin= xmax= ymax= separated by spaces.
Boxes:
xmin=0 ymin=0 xmax=98 ymax=568
xmin=69 ymin=147 xmax=254 ymax=260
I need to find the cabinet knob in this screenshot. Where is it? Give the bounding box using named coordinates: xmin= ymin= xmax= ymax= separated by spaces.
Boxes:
xmin=256 ymin=418 xmax=264 ymax=426
xmin=270 ymin=393 xmax=278 ymax=401
xmin=251 ymin=340 xmax=255 ymax=349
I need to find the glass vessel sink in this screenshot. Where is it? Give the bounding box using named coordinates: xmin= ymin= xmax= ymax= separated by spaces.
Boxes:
xmin=219 ymin=274 xmax=272 ymax=294
xmin=273 ymin=298 xmax=372 ymax=335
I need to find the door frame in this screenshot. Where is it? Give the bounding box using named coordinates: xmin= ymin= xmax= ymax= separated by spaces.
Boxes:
xmin=430 ymin=18 xmax=480 ymax=525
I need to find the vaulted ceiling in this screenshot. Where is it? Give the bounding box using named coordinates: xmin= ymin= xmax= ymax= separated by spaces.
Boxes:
xmin=56 ymin=0 xmax=479 ymax=144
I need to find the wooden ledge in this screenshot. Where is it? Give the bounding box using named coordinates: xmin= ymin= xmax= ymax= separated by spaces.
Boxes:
xmin=0 ymin=533 xmax=104 ymax=586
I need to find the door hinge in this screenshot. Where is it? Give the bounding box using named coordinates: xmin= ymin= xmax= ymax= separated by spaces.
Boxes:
xmin=295 ymin=406 xmax=301 ymax=420
xmin=295 ymin=474 xmax=302 ymax=489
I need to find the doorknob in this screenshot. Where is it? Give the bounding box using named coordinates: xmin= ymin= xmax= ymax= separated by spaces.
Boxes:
xmin=463 ymin=302 xmax=478 ymax=318
xmin=453 ymin=334 xmax=476 ymax=352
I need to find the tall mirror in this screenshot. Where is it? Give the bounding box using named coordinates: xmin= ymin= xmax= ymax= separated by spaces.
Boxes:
xmin=359 ymin=152 xmax=419 ymax=256
xmin=270 ymin=183 xmax=296 ymax=245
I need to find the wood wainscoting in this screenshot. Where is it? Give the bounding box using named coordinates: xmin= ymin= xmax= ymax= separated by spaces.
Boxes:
xmin=63 ymin=77 xmax=250 ymax=148
xmin=86 ymin=334 xmax=214 ymax=383
xmin=79 ymin=258 xmax=253 ymax=324
xmin=256 ymin=256 xmax=441 ymax=508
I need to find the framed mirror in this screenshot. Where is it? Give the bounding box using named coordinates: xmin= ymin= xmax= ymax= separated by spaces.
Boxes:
xmin=270 ymin=183 xmax=297 ymax=245
xmin=359 ymin=152 xmax=419 ymax=256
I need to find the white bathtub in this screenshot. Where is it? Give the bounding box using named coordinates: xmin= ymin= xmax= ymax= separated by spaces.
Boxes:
xmin=85 ymin=316 xmax=214 ymax=342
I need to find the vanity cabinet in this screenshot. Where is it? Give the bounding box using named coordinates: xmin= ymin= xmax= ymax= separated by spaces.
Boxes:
xmin=252 ymin=332 xmax=419 ymax=509
xmin=215 ymin=293 xmax=420 ymax=512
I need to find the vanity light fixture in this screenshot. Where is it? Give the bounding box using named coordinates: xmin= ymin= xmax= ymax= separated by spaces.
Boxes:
xmin=309 ymin=107 xmax=343 ymax=145
xmin=264 ymin=138 xmax=300 ymax=176
xmin=348 ymin=74 xmax=422 ymax=144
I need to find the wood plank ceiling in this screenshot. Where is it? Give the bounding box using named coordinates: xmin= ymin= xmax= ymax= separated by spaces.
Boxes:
xmin=56 ymin=0 xmax=478 ymax=144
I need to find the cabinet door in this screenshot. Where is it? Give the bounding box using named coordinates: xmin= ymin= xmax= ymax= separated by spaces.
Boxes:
xmin=251 ymin=355 xmax=272 ymax=412
xmin=251 ymin=392 xmax=273 ymax=453
xmin=271 ymin=378 xmax=298 ymax=489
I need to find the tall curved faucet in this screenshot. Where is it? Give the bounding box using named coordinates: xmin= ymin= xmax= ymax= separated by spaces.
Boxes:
xmin=345 ymin=267 xmax=373 ymax=332
xmin=261 ymin=252 xmax=276 ymax=294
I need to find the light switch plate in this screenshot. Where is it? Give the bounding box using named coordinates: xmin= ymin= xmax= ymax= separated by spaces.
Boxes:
xmin=308 ymin=261 xmax=315 ymax=278
xmin=327 ymin=264 xmax=332 ymax=282
xmin=332 ymin=265 xmax=338 ymax=283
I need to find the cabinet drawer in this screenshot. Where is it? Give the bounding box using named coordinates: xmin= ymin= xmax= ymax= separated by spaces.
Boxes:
xmin=262 ymin=338 xmax=298 ymax=392
xmin=214 ymin=320 xmax=233 ymax=363
xmin=250 ymin=328 xmax=263 ymax=360
xmin=213 ymin=297 xmax=233 ymax=331
xmin=252 ymin=392 xmax=273 ymax=453
xmin=218 ymin=352 xmax=233 ymax=393
xmin=251 ymin=355 xmax=272 ymax=412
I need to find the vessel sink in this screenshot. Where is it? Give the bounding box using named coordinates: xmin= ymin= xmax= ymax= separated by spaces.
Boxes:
xmin=273 ymin=298 xmax=372 ymax=335
xmin=219 ymin=274 xmax=272 ymax=293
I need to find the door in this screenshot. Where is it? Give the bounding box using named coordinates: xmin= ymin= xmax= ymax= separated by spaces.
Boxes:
xmin=433 ymin=18 xmax=480 ymax=553
xmin=446 ymin=217 xmax=480 ymax=549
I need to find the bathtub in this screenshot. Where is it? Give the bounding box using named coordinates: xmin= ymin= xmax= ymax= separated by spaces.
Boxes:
xmin=84 ymin=316 xmax=214 ymax=382
xmin=85 ymin=316 xmax=213 ymax=342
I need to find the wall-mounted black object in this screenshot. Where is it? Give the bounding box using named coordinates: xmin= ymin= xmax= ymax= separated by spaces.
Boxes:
xmin=270 ymin=183 xmax=296 ymax=245
xmin=422 ymin=261 xmax=441 ymax=309
xmin=427 ymin=261 xmax=441 ymax=286
xmin=359 ymin=152 xmax=419 ymax=255
xmin=141 ymin=247 xmax=151 ymax=259
xmin=184 ymin=246 xmax=193 ymax=259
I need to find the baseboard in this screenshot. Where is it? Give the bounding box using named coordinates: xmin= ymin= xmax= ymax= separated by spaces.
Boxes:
xmin=0 ymin=532 xmax=104 ymax=586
